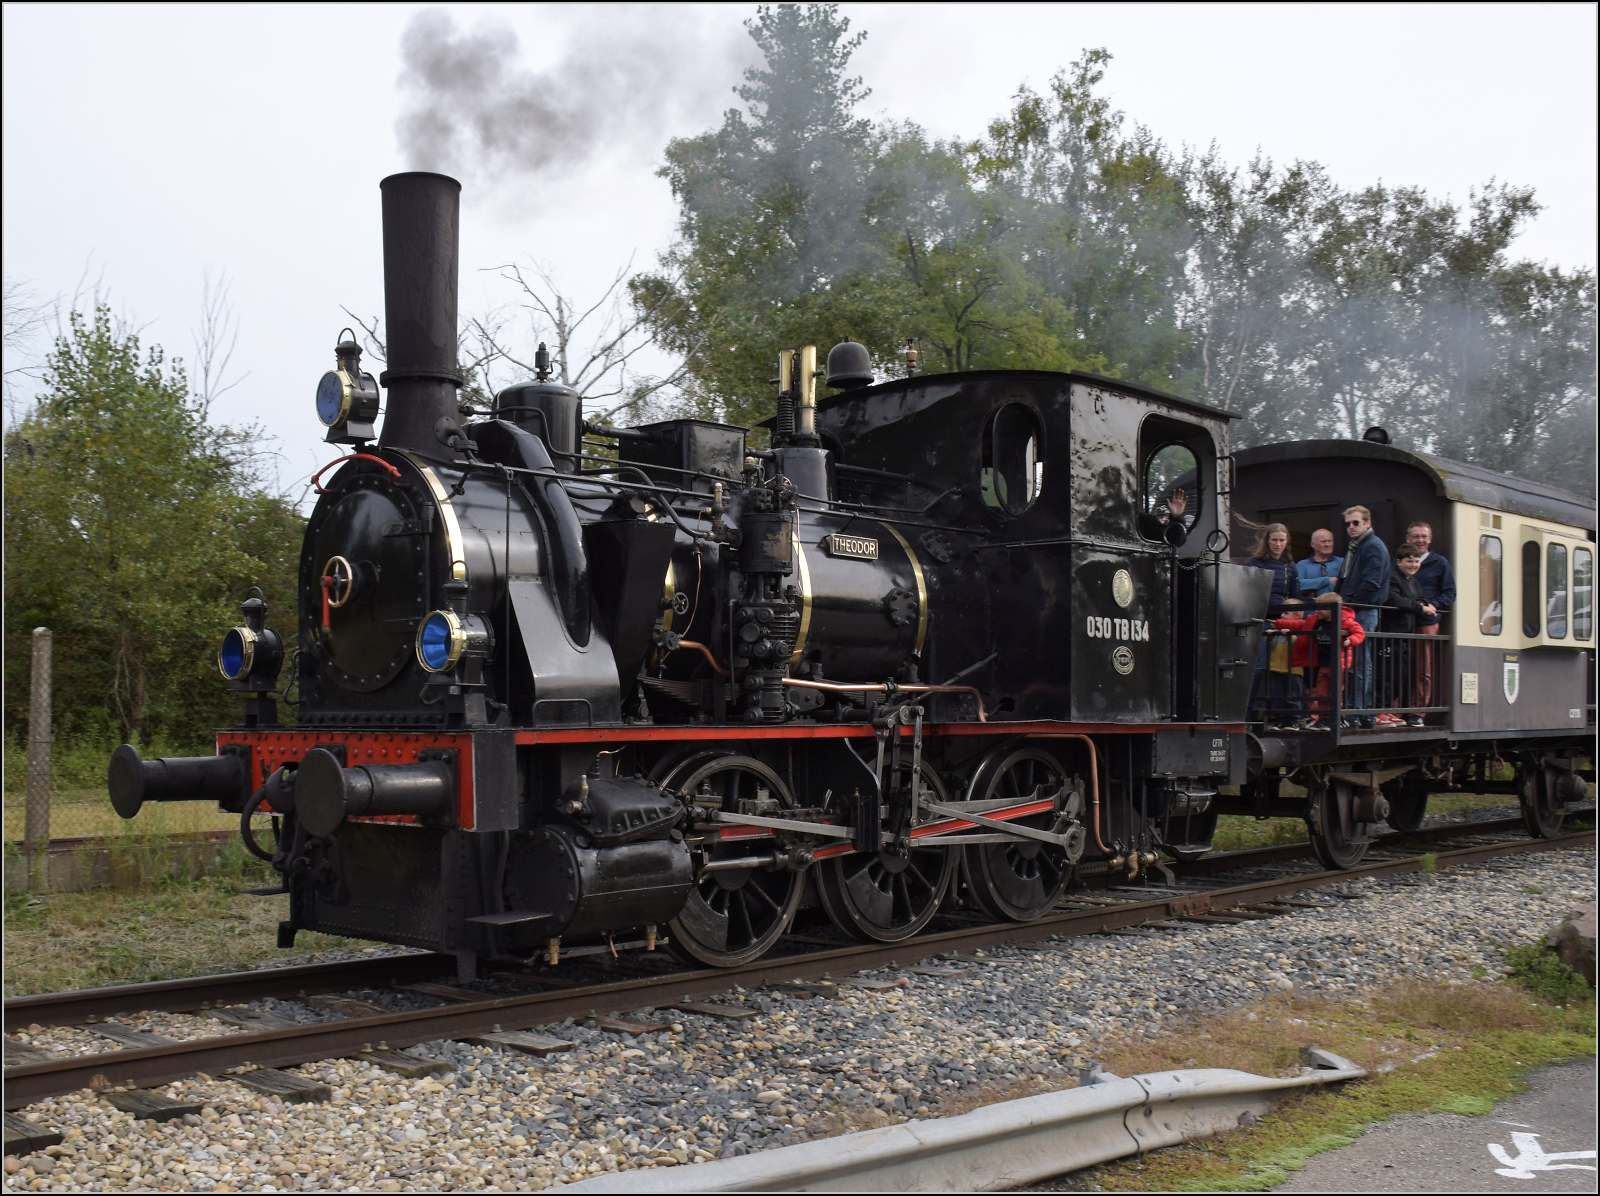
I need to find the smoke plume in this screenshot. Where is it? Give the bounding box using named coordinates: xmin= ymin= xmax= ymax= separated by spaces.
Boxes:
xmin=396 ymin=7 xmax=746 ymax=189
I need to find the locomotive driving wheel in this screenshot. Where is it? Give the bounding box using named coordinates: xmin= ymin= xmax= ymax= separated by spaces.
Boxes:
xmin=1305 ymin=775 xmax=1371 ymax=869
xmin=816 ymin=761 xmax=958 ymax=943
xmin=663 ymin=753 xmax=805 ymax=967
xmin=960 ymin=747 xmax=1072 ymax=922
xmin=1518 ymin=757 xmax=1567 ymax=839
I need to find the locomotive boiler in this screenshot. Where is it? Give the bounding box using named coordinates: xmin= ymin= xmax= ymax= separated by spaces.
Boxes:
xmin=108 ymin=172 xmax=1276 ymax=979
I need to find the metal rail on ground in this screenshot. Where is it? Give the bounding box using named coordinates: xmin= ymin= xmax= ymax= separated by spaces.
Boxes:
xmin=3 ymin=826 xmax=1590 ymax=1108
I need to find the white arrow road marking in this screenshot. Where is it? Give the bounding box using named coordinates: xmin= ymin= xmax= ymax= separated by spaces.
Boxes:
xmin=1488 ymin=1132 xmax=1598 ymax=1179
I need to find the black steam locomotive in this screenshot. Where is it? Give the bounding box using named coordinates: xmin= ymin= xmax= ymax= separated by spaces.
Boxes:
xmin=108 ymin=172 xmax=1584 ymax=980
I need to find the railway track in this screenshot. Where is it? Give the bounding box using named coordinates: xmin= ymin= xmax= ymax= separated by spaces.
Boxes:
xmin=5 ymin=816 xmax=1591 ymax=1110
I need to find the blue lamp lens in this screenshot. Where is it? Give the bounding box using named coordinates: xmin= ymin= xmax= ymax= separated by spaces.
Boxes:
xmin=419 ymin=614 xmax=454 ymax=671
xmin=316 ymin=372 xmax=346 ymax=426
xmin=220 ymin=628 xmax=247 ymax=679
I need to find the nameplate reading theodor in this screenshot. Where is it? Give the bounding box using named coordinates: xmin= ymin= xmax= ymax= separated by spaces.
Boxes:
xmin=826 ymin=533 xmax=880 ymax=560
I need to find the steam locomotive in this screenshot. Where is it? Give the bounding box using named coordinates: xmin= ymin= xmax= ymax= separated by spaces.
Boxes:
xmin=106 ymin=172 xmax=1591 ymax=979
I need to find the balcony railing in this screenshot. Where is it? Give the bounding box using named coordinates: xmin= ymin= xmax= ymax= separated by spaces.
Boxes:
xmin=1249 ymin=598 xmax=1450 ymax=742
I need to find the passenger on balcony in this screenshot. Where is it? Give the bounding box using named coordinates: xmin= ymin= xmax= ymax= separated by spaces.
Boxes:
xmin=1335 ymin=506 xmax=1390 ymax=728
xmin=1296 ymin=528 xmax=1343 ymax=598
xmin=1405 ymin=521 xmax=1453 ymax=722
xmin=1378 ymin=544 xmax=1435 ymax=727
xmin=1245 ymin=523 xmax=1303 ymax=727
xmin=1272 ymin=602 xmax=1366 ymax=729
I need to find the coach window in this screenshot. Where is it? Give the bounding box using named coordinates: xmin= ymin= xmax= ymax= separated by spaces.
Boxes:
xmin=1573 ymin=547 xmax=1593 ymax=642
xmin=1478 ymin=535 xmax=1502 ymax=635
xmin=1546 ymin=542 xmax=1568 ymax=639
xmin=980 ymin=402 xmax=1044 ymax=516
xmin=1520 ymin=540 xmax=1541 ymax=638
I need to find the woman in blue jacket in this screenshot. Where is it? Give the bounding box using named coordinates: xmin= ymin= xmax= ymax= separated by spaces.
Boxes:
xmin=1245 ymin=523 xmax=1303 ymax=726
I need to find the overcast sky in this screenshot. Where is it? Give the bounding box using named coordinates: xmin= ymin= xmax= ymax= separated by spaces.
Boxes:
xmin=4 ymin=2 xmax=1595 ymax=501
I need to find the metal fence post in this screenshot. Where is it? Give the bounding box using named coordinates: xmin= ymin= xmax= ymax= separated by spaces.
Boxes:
xmin=26 ymin=626 xmax=52 ymax=890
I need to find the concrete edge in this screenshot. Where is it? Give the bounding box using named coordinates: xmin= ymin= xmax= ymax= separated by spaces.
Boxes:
xmin=558 ymin=1056 xmax=1367 ymax=1192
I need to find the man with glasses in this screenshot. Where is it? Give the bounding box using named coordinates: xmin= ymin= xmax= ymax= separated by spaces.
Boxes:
xmin=1405 ymin=521 xmax=1454 ymax=722
xmin=1335 ymin=506 xmax=1390 ymax=728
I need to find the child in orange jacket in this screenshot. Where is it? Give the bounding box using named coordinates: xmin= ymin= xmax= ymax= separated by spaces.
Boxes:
xmin=1273 ymin=602 xmax=1365 ymax=725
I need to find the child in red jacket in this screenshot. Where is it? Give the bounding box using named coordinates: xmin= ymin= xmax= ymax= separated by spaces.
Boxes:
xmin=1273 ymin=601 xmax=1365 ymax=727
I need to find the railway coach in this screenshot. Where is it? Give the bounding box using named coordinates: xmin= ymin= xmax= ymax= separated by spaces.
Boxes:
xmin=1225 ymin=438 xmax=1595 ymax=866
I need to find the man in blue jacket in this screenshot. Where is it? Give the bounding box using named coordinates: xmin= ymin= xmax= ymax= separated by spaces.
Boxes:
xmin=1406 ymin=521 xmax=1455 ymax=717
xmin=1336 ymin=506 xmax=1390 ymax=727
xmin=1297 ymin=528 xmax=1343 ymax=598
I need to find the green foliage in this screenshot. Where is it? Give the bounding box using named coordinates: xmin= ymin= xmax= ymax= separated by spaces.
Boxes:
xmin=3 ymin=306 xmax=302 ymax=753
xmin=637 ymin=9 xmax=1595 ymax=489
xmin=1504 ymin=942 xmax=1593 ymax=1004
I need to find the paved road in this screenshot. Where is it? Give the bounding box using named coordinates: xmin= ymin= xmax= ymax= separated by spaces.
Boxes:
xmin=1273 ymin=1056 xmax=1597 ymax=1193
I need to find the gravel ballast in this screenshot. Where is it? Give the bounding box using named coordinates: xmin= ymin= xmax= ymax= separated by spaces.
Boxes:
xmin=4 ymin=842 xmax=1592 ymax=1193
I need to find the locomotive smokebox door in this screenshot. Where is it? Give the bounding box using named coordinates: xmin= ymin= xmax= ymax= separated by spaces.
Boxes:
xmin=1070 ymin=549 xmax=1171 ymax=721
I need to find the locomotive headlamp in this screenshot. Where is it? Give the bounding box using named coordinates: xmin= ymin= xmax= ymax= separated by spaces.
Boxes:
xmin=317 ymin=330 xmax=381 ymax=445
xmin=217 ymin=625 xmax=257 ymax=680
xmin=218 ymin=611 xmax=282 ymax=685
xmin=416 ymin=609 xmax=492 ymax=673
xmin=218 ymin=591 xmax=283 ymax=730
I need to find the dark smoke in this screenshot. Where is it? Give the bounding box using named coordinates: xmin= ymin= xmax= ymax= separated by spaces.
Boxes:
xmin=396 ymin=7 xmax=748 ymax=188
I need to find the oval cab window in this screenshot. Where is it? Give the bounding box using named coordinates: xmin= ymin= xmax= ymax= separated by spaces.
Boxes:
xmin=981 ymin=403 xmax=1045 ymax=515
xmin=1141 ymin=443 xmax=1200 ymax=540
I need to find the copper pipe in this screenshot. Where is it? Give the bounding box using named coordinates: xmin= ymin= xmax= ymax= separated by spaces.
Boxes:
xmin=780 ymin=678 xmax=987 ymax=722
xmin=672 ymin=640 xmax=728 ymax=677
xmin=1024 ymin=733 xmax=1108 ymax=854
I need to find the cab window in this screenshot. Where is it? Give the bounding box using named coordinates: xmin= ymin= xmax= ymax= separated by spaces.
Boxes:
xmin=1137 ymin=415 xmax=1208 ymax=544
xmin=1574 ymin=547 xmax=1593 ymax=641
xmin=1479 ymin=535 xmax=1503 ymax=635
xmin=1521 ymin=540 xmax=1541 ymax=637
xmin=980 ymin=402 xmax=1044 ymax=515
xmin=1546 ymin=542 xmax=1568 ymax=639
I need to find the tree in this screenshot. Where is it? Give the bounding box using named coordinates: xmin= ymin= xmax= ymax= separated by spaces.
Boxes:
xmin=3 ymin=306 xmax=301 ymax=749
xmin=636 ymin=12 xmax=1593 ymax=488
xmin=633 ymin=3 xmax=897 ymax=427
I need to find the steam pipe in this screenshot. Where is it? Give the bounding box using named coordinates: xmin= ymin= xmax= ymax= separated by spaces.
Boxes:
xmin=780 ymin=678 xmax=987 ymax=722
xmin=1024 ymin=733 xmax=1109 ymax=854
xmin=674 ymin=640 xmax=729 ymax=676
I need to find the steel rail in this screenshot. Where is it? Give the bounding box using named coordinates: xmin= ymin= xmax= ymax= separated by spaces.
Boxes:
xmin=1162 ymin=814 xmax=1532 ymax=876
xmin=3 ymin=953 xmax=454 ymax=1032
xmin=3 ymin=817 xmax=1529 ymax=1029
xmin=4 ymin=827 xmax=1590 ymax=1108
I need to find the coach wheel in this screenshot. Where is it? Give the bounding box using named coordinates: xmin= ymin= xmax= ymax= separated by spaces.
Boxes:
xmin=1382 ymin=782 xmax=1428 ymax=834
xmin=1519 ymin=759 xmax=1566 ymax=839
xmin=960 ymin=747 xmax=1071 ymax=922
xmin=1306 ymin=777 xmax=1371 ymax=870
xmin=1162 ymin=809 xmax=1219 ymax=863
xmin=816 ymin=761 xmax=958 ymax=943
xmin=662 ymin=753 xmax=804 ymax=967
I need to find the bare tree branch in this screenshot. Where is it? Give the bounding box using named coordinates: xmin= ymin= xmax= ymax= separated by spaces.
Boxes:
xmin=193 ymin=269 xmax=247 ymax=421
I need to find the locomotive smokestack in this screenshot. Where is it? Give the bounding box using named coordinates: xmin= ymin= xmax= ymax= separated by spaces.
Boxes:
xmin=378 ymin=172 xmax=464 ymax=459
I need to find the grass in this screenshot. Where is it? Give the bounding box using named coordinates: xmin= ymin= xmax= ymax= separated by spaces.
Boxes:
xmin=2 ymin=851 xmax=361 ymax=997
xmin=1078 ymin=966 xmax=1594 ymax=1191
xmin=4 ymin=788 xmax=239 ymax=841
